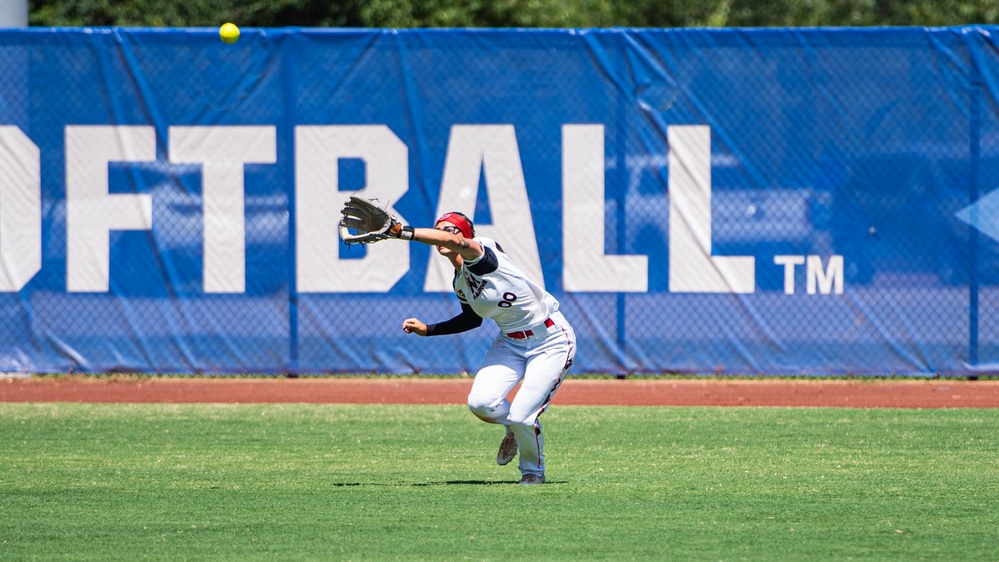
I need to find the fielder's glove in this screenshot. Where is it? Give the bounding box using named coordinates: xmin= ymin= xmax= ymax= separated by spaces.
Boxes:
xmin=338 ymin=196 xmax=414 ymax=245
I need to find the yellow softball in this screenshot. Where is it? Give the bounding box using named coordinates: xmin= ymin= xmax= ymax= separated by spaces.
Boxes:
xmin=219 ymin=22 xmax=240 ymax=44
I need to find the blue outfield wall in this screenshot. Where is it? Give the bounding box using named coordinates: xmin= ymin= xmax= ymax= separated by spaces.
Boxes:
xmin=0 ymin=26 xmax=998 ymax=376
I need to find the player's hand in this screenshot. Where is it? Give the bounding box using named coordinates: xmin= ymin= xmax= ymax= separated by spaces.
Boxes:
xmin=402 ymin=318 xmax=428 ymax=337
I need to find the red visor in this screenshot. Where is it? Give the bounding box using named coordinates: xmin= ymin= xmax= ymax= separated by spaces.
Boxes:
xmin=435 ymin=212 xmax=473 ymax=239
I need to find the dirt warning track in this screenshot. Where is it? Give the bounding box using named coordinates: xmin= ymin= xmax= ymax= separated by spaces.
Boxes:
xmin=3 ymin=376 xmax=999 ymax=408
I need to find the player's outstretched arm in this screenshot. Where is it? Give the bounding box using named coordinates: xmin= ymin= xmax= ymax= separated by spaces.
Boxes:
xmin=410 ymin=228 xmax=483 ymax=262
xmin=403 ymin=304 xmax=483 ymax=337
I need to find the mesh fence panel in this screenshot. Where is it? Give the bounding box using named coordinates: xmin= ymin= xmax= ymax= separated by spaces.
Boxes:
xmin=0 ymin=27 xmax=996 ymax=376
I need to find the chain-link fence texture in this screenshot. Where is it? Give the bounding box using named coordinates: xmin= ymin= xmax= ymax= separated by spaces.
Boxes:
xmin=0 ymin=26 xmax=997 ymax=376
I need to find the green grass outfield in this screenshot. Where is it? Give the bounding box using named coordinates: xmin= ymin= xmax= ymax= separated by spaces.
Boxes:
xmin=2 ymin=403 xmax=997 ymax=561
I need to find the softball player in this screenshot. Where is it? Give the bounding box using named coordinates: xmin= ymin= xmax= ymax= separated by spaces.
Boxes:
xmin=401 ymin=211 xmax=576 ymax=485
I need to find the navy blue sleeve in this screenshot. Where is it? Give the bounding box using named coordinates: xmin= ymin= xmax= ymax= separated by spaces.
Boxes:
xmin=466 ymin=245 xmax=499 ymax=276
xmin=425 ymin=302 xmax=483 ymax=336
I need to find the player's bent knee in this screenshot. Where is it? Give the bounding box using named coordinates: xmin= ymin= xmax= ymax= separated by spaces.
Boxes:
xmin=468 ymin=394 xmax=506 ymax=422
xmin=467 ymin=394 xmax=501 ymax=421
xmin=467 ymin=402 xmax=489 ymax=421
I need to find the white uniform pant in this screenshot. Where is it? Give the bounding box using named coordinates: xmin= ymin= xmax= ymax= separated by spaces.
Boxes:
xmin=466 ymin=312 xmax=576 ymax=477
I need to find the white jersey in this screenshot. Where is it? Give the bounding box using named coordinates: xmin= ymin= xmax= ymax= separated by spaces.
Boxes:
xmin=453 ymin=237 xmax=559 ymax=333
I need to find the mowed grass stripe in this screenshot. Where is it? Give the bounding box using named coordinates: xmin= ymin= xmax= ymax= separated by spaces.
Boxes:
xmin=1 ymin=403 xmax=997 ymax=561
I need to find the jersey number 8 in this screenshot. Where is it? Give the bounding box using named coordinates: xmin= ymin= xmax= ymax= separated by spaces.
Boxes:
xmin=498 ymin=292 xmax=518 ymax=308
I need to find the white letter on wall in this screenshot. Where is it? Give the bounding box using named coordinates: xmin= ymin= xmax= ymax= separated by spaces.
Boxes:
xmin=668 ymin=125 xmax=754 ymax=293
xmin=66 ymin=126 xmax=154 ymax=292
xmin=425 ymin=125 xmax=544 ymax=292
xmin=0 ymin=127 xmax=41 ymax=291
xmin=169 ymin=126 xmax=277 ymax=293
xmin=774 ymin=255 xmax=805 ymax=295
xmin=807 ymin=255 xmax=844 ymax=295
xmin=562 ymin=124 xmax=648 ymax=292
xmin=296 ymin=125 xmax=409 ymax=292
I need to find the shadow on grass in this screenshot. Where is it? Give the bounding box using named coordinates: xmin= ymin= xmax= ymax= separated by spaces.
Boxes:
xmin=328 ymin=480 xmax=562 ymax=486
xmin=413 ymin=480 xmax=514 ymax=486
